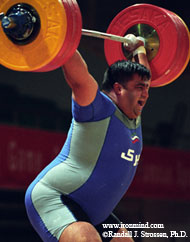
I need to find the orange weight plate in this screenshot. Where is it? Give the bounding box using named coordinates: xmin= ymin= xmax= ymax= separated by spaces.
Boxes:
xmin=35 ymin=0 xmax=75 ymax=72
xmin=104 ymin=4 xmax=190 ymax=87
xmin=52 ymin=0 xmax=82 ymax=69
xmin=0 ymin=0 xmax=67 ymax=71
xmin=36 ymin=0 xmax=82 ymax=72
xmin=59 ymin=0 xmax=82 ymax=66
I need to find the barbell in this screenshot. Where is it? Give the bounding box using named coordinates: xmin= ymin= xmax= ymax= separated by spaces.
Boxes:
xmin=0 ymin=0 xmax=189 ymax=87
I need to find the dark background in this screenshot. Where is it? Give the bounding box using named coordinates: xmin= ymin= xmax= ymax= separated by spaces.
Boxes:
xmin=0 ymin=1 xmax=189 ymax=241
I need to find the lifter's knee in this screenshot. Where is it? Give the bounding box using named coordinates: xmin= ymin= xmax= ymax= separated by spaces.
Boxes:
xmin=59 ymin=221 xmax=102 ymax=242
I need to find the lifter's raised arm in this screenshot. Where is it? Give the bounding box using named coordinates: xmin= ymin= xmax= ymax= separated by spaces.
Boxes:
xmin=62 ymin=50 xmax=98 ymax=106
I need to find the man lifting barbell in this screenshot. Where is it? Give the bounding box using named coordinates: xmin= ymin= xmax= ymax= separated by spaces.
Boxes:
xmin=0 ymin=1 xmax=187 ymax=242
xmin=25 ymin=32 xmax=151 ymax=242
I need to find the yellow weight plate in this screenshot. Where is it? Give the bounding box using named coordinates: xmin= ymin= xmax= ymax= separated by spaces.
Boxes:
xmin=0 ymin=0 xmax=67 ymax=71
xmin=36 ymin=0 xmax=82 ymax=72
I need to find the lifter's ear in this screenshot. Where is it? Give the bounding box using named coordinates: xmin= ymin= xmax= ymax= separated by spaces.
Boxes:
xmin=113 ymin=82 xmax=122 ymax=95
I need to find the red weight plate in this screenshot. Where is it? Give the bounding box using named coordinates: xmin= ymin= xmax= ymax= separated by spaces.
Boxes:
xmin=151 ymin=11 xmax=190 ymax=87
xmin=104 ymin=4 xmax=190 ymax=87
xmin=35 ymin=0 xmax=82 ymax=72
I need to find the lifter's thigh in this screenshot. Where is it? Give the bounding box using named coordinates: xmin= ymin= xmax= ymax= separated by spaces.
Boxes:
xmin=59 ymin=221 xmax=102 ymax=242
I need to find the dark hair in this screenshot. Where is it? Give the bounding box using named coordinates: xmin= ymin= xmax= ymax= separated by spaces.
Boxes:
xmin=102 ymin=60 xmax=151 ymax=92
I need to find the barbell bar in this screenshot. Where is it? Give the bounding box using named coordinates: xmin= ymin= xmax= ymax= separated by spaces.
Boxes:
xmin=0 ymin=0 xmax=189 ymax=88
xmin=82 ymin=29 xmax=132 ymax=45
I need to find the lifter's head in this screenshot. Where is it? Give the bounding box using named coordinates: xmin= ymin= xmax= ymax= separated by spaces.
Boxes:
xmin=102 ymin=60 xmax=151 ymax=119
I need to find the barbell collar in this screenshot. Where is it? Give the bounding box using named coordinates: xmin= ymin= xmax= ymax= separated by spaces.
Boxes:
xmin=0 ymin=3 xmax=40 ymax=45
xmin=0 ymin=12 xmax=5 ymax=21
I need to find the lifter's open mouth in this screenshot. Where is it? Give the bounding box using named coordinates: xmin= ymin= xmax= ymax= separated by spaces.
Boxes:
xmin=138 ymin=100 xmax=143 ymax=106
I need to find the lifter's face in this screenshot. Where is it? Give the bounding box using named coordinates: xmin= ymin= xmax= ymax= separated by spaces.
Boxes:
xmin=114 ymin=74 xmax=151 ymax=119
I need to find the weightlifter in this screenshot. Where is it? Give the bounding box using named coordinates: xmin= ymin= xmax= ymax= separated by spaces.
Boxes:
xmin=25 ymin=34 xmax=151 ymax=242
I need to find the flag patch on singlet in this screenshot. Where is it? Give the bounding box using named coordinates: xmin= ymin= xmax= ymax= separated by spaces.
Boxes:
xmin=131 ymin=134 xmax=140 ymax=144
